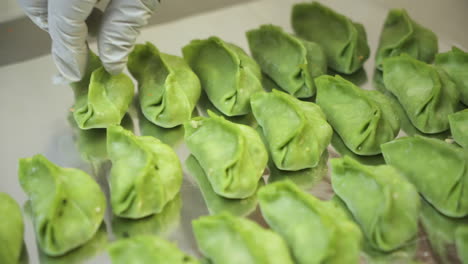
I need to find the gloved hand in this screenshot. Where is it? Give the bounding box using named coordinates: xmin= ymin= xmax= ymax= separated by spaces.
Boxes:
xmin=18 ymin=0 xmax=159 ymax=82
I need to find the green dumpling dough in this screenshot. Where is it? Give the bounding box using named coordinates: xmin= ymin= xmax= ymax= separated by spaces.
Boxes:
xmin=246 ymin=24 xmax=326 ymax=98
xmin=71 ymin=52 xmax=134 ymax=130
xmin=331 ymin=157 xmax=420 ymax=252
xmin=185 ymin=155 xmax=260 ymax=217
xmin=292 ymin=2 xmax=370 ymax=74
xmin=420 ymin=199 xmax=468 ymax=264
xmin=184 ymin=111 xmax=268 ymax=199
xmin=382 ymin=54 xmax=460 ymax=134
xmin=375 ymin=9 xmax=438 ymax=69
xmin=436 ymin=46 xmax=468 ymax=105
xmin=449 ymin=109 xmax=468 ymax=148
xmin=258 ymin=181 xmax=362 ymax=264
xmin=108 ymin=235 xmax=199 ymax=264
xmin=182 ymin=36 xmax=263 ymax=116
xmin=315 ymin=75 xmax=400 ymax=155
xmin=192 ymin=213 xmax=294 ymax=264
xmin=251 ymin=90 xmax=332 ymax=170
xmin=107 ymin=125 xmax=182 ymax=219
xmin=18 ymin=154 xmax=105 ymax=256
xmin=0 ymin=193 xmax=24 ymax=264
xmin=382 ymin=136 xmax=468 ymax=218
xmin=128 ymin=42 xmax=201 ymax=128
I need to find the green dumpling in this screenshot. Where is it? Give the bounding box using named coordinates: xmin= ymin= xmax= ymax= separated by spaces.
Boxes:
xmin=18 ymin=154 xmax=105 ymax=256
xmin=0 ymin=193 xmax=24 ymax=264
xmin=71 ymin=52 xmax=134 ymax=130
xmin=420 ymin=199 xmax=468 ymax=264
xmin=449 ymin=109 xmax=468 ymax=148
xmin=184 ymin=111 xmax=268 ymax=199
xmin=251 ymin=90 xmax=332 ymax=170
xmin=185 ymin=155 xmax=261 ymax=217
xmin=315 ymin=75 xmax=400 ymax=155
xmin=292 ymin=2 xmax=370 ymax=74
xmin=182 ymin=37 xmax=263 ymax=116
xmin=382 ymin=136 xmax=468 ymax=218
xmin=436 ymin=46 xmax=468 ymax=105
xmin=107 ymin=125 xmax=182 ymax=219
xmin=108 ymin=235 xmax=199 ymax=264
xmin=375 ymin=9 xmax=438 ymax=69
xmin=246 ymin=24 xmax=327 ymax=98
xmin=331 ymin=157 xmax=420 ymax=252
xmin=128 ymin=42 xmax=201 ymax=128
xmin=258 ymin=181 xmax=362 ymax=264
xmin=382 ymin=54 xmax=460 ymax=134
xmin=192 ymin=213 xmax=294 ymax=264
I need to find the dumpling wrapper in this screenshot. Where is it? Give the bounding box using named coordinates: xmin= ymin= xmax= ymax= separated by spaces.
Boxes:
xmin=183 ymin=37 xmax=263 ymax=116
xmin=128 ymin=42 xmax=201 ymax=128
xmin=107 ymin=125 xmax=182 ymax=219
xmin=315 ymin=75 xmax=400 ymax=155
xmin=331 ymin=157 xmax=420 ymax=252
xmin=436 ymin=46 xmax=468 ymax=106
xmin=292 ymin=2 xmax=370 ymax=74
xmin=192 ymin=213 xmax=294 ymax=264
xmin=258 ymin=181 xmax=362 ymax=264
xmin=18 ymin=154 xmax=105 ymax=256
xmin=185 ymin=155 xmax=261 ymax=217
xmin=184 ymin=111 xmax=268 ymax=199
xmin=71 ymin=52 xmax=134 ymax=130
xmin=251 ymin=90 xmax=332 ymax=170
xmin=382 ymin=136 xmax=468 ymax=217
xmin=375 ymin=9 xmax=438 ymax=69
xmin=449 ymin=109 xmax=468 ymax=148
xmin=246 ymin=24 xmax=326 ymax=98
xmin=420 ymin=199 xmax=468 ymax=264
xmin=108 ymin=235 xmax=199 ymax=264
xmin=0 ymin=193 xmax=24 ymax=264
xmin=382 ymin=54 xmax=460 ymax=134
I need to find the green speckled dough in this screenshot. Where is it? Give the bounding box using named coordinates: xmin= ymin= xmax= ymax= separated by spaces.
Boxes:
xmin=183 ymin=37 xmax=263 ymax=116
xmin=292 ymin=2 xmax=370 ymax=74
xmin=449 ymin=109 xmax=468 ymax=148
xmin=0 ymin=193 xmax=24 ymax=264
xmin=331 ymin=157 xmax=420 ymax=252
xmin=128 ymin=42 xmax=201 ymax=128
xmin=382 ymin=136 xmax=468 ymax=217
xmin=107 ymin=125 xmax=182 ymax=219
xmin=193 ymin=213 xmax=294 ymax=264
xmin=436 ymin=46 xmax=468 ymax=105
xmin=247 ymin=25 xmax=326 ymax=98
xmin=251 ymin=90 xmax=332 ymax=170
xmin=315 ymin=75 xmax=399 ymax=155
xmin=18 ymin=155 xmax=105 ymax=256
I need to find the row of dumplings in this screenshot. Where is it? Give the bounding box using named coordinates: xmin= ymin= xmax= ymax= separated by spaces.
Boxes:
xmin=2 ymin=1 xmax=468 ymax=263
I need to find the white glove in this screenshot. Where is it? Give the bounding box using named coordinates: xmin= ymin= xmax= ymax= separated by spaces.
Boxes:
xmin=18 ymin=0 xmax=159 ymax=81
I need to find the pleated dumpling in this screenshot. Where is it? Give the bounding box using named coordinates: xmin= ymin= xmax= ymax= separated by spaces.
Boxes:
xmin=184 ymin=112 xmax=268 ymax=199
xmin=71 ymin=52 xmax=134 ymax=130
xmin=107 ymin=125 xmax=182 ymax=219
xmin=108 ymin=235 xmax=199 ymax=264
xmin=182 ymin=37 xmax=263 ymax=116
xmin=128 ymin=42 xmax=201 ymax=128
xmin=331 ymin=157 xmax=420 ymax=252
xmin=382 ymin=54 xmax=460 ymax=134
xmin=292 ymin=2 xmax=370 ymax=74
xmin=315 ymin=75 xmax=400 ymax=155
xmin=449 ymin=109 xmax=468 ymax=148
xmin=251 ymin=90 xmax=332 ymax=170
xmin=192 ymin=213 xmax=294 ymax=264
xmin=0 ymin=193 xmax=24 ymax=264
xmin=258 ymin=181 xmax=362 ymax=264
xmin=246 ymin=25 xmax=327 ymax=98
xmin=382 ymin=136 xmax=468 ymax=217
xmin=18 ymin=155 xmax=105 ymax=256
xmin=436 ymin=46 xmax=468 ymax=105
xmin=375 ymin=9 xmax=438 ymax=69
